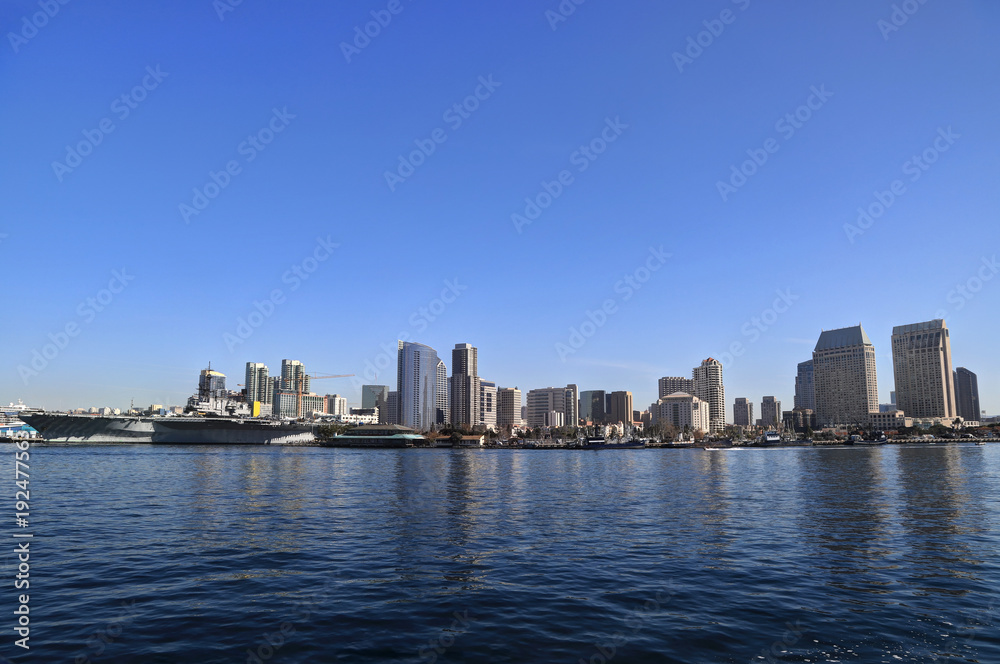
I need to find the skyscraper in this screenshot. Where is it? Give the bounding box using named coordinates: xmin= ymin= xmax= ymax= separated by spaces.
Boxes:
xmin=479 ymin=379 xmax=497 ymax=430
xmin=760 ymin=396 xmax=781 ymax=428
xmin=693 ymin=358 xmax=725 ymax=433
xmin=564 ymin=384 xmax=579 ymax=427
xmin=280 ymin=360 xmax=309 ymax=394
xmin=580 ymin=390 xmax=606 ymax=423
xmin=891 ymin=319 xmax=956 ymax=419
xmin=362 ymin=385 xmax=390 ymax=423
xmin=525 ymin=386 xmax=577 ymax=428
xmin=954 ymin=367 xmax=981 ymax=423
xmin=608 ymin=391 xmax=633 ymax=425
xmin=396 ymin=341 xmax=448 ymax=431
xmin=497 ymin=387 xmax=522 ymax=428
xmin=734 ymin=397 xmax=753 ymax=426
xmin=794 ymin=360 xmax=815 ymax=411
xmin=245 ymin=362 xmax=270 ymax=405
xmin=813 ymin=325 xmax=879 ymax=427
xmin=198 ymin=367 xmax=227 ymax=401
xmin=658 ymin=376 xmax=695 ymax=399
xmin=386 ymin=391 xmax=398 ymax=425
xmin=450 ymin=343 xmax=480 ymax=427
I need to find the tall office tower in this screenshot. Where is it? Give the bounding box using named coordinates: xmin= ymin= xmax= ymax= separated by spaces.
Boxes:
xmin=954 ymin=367 xmax=981 ymax=422
xmin=386 ymin=391 xmax=398 ymax=425
xmin=497 ymin=387 xmax=522 ymax=428
xmin=450 ymin=343 xmax=480 ymax=427
xmin=579 ymin=390 xmax=606 ymax=423
xmin=479 ymin=380 xmax=498 ymax=430
xmin=734 ymin=397 xmax=753 ymax=426
xmin=658 ymin=376 xmax=696 ymax=398
xmin=198 ymin=367 xmax=227 ymax=401
xmin=891 ymin=319 xmax=957 ymax=419
xmin=564 ymin=384 xmax=579 ymax=427
xmin=281 ymin=360 xmax=309 ymax=394
xmin=326 ymin=394 xmax=347 ymax=416
xmin=813 ymin=325 xmax=879 ymax=427
xmin=525 ymin=386 xmax=576 ymax=427
xmin=264 ymin=377 xmax=275 ymax=404
xmin=396 ymin=341 xmax=448 ymax=431
xmin=794 ymin=360 xmax=815 ymax=411
xmin=760 ymin=396 xmax=781 ymax=428
xmin=608 ymin=391 xmax=633 ymax=424
xmin=362 ymin=385 xmax=390 ymax=423
xmin=890 ymin=391 xmax=896 ymax=406
xmin=693 ymin=358 xmax=725 ymax=433
xmin=245 ymin=362 xmax=269 ymax=404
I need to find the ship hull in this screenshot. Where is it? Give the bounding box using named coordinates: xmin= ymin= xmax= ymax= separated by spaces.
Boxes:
xmin=21 ymin=414 xmax=313 ymax=445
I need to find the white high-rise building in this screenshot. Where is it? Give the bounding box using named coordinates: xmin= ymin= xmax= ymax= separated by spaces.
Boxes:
xmin=396 ymin=341 xmax=448 ymax=431
xmin=497 ymin=387 xmax=522 ymax=429
xmin=245 ymin=362 xmax=270 ymax=405
xmin=479 ymin=379 xmax=497 ymax=430
xmin=693 ymin=358 xmax=725 ymax=433
xmin=326 ymin=394 xmax=348 ymax=416
xmin=891 ymin=319 xmax=957 ymax=420
xmin=650 ymin=392 xmax=711 ymax=432
xmin=813 ymin=325 xmax=879 ymax=427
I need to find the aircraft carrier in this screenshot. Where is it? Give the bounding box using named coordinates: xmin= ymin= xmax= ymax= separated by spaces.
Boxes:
xmin=20 ymin=413 xmax=314 ymax=445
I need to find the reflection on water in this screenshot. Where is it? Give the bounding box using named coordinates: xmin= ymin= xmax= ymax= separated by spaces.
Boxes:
xmin=28 ymin=444 xmax=1000 ymax=663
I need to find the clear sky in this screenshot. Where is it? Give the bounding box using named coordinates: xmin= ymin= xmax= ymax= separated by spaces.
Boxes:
xmin=2 ymin=0 xmax=998 ymax=418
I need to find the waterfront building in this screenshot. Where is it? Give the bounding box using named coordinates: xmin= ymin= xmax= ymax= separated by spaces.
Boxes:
xmin=608 ymin=391 xmax=633 ymax=425
xmin=198 ymin=367 xmax=227 ymax=401
xmin=396 ymin=341 xmax=448 ymax=431
xmin=479 ymin=379 xmax=497 ymax=430
xmin=386 ymin=391 xmax=398 ymax=425
xmin=361 ymin=385 xmax=390 ymax=423
xmin=693 ymin=358 xmax=726 ymax=433
xmin=580 ymin=390 xmax=606 ymax=424
xmin=812 ymin=325 xmax=879 ymax=427
xmin=565 ymin=384 xmax=579 ymax=427
xmin=450 ymin=343 xmax=480 ymax=427
xmin=650 ymin=392 xmax=711 ymax=432
xmin=734 ymin=398 xmax=753 ymax=427
xmin=526 ymin=386 xmax=577 ymax=428
xmin=281 ymin=360 xmax=309 ymax=394
xmin=794 ymin=360 xmax=815 ymax=411
xmin=497 ymin=387 xmax=522 ymax=428
xmin=954 ymin=367 xmax=981 ymax=423
xmin=659 ymin=377 xmax=695 ymax=399
xmin=891 ymin=319 xmax=957 ymax=419
xmin=760 ymin=396 xmax=781 ymax=428
xmin=245 ymin=363 xmax=270 ymax=405
xmin=326 ymin=394 xmax=347 ymax=416
xmin=869 ymin=410 xmax=911 ymax=431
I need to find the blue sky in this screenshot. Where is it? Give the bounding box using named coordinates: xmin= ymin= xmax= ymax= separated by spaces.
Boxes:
xmin=2 ymin=0 xmax=998 ymax=418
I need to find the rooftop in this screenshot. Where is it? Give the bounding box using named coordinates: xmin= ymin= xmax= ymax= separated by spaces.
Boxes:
xmin=814 ymin=325 xmax=872 ymax=351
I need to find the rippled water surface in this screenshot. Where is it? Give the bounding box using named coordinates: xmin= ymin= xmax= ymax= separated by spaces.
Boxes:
xmin=20 ymin=444 xmax=1000 ymax=662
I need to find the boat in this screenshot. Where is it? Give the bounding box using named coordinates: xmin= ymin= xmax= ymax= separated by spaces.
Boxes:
xmin=575 ymin=437 xmax=645 ymax=450
xmin=855 ymin=431 xmax=888 ymax=446
xmin=755 ymin=431 xmax=783 ymax=446
xmin=20 ymin=412 xmax=314 ymax=445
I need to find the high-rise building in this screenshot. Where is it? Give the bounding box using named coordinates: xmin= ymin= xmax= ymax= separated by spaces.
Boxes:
xmin=650 ymin=393 xmax=711 ymax=432
xmin=580 ymin=390 xmax=606 ymax=423
xmin=326 ymin=394 xmax=347 ymax=416
xmin=525 ymin=386 xmax=577 ymax=428
xmin=813 ymin=325 xmax=879 ymax=427
xmin=734 ymin=397 xmax=753 ymax=426
xmin=362 ymin=385 xmax=390 ymax=423
xmin=497 ymin=387 xmax=522 ymax=428
xmin=760 ymin=396 xmax=781 ymax=428
xmin=891 ymin=319 xmax=956 ymax=420
xmin=281 ymin=360 xmax=309 ymax=394
xmin=693 ymin=358 xmax=725 ymax=433
xmin=198 ymin=367 xmax=227 ymax=401
xmin=386 ymin=391 xmax=398 ymax=425
xmin=479 ymin=379 xmax=497 ymax=430
xmin=396 ymin=341 xmax=448 ymax=431
xmin=954 ymin=367 xmax=981 ymax=422
xmin=450 ymin=343 xmax=480 ymax=427
xmin=658 ymin=377 xmax=696 ymax=399
xmin=794 ymin=360 xmax=815 ymax=411
xmin=564 ymin=384 xmax=579 ymax=427
xmin=245 ymin=362 xmax=270 ymax=405
xmin=608 ymin=391 xmax=633 ymax=425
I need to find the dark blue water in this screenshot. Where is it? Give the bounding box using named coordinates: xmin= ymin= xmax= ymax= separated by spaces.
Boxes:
xmin=10 ymin=444 xmax=1000 ymax=663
